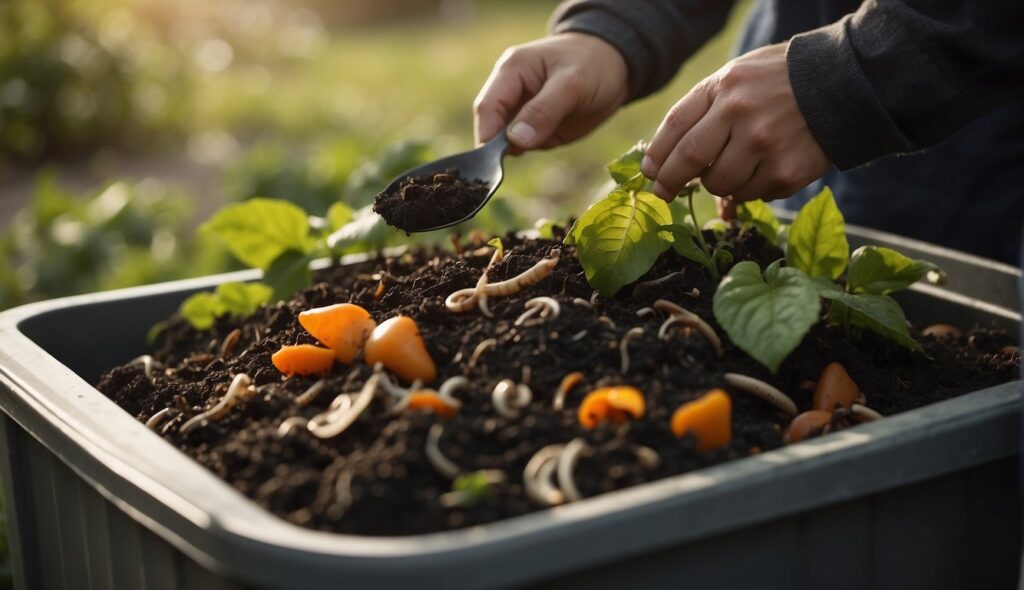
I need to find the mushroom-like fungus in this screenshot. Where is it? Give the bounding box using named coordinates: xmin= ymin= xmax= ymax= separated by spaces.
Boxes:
xmin=523 ymin=444 xmax=566 ymax=507
xmin=298 ymin=303 xmax=377 ymax=364
xmin=670 ymin=389 xmax=732 ymax=451
xmin=783 ymin=410 xmax=833 ymax=443
xmin=722 ymin=373 xmax=798 ymax=416
xmin=272 ymin=344 xmax=336 ymax=377
xmin=813 ymin=362 xmax=860 ymax=412
xmin=180 ymin=373 xmax=255 ymax=435
xmin=578 ymin=386 xmax=646 ymax=429
xmin=426 ymin=423 xmax=462 ymax=479
xmin=363 ymin=316 xmax=437 ymax=384
xmin=921 ymin=323 xmax=962 ymax=338
xmin=653 ymin=299 xmax=723 ymax=356
xmin=308 ymin=375 xmax=380 ymax=439
xmin=491 ymin=379 xmax=532 ymax=418
xmin=553 ymin=371 xmax=584 ymax=411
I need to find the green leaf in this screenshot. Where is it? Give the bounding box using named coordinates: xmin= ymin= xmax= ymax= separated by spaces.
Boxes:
xmin=606 ymin=141 xmax=650 ymax=191
xmin=819 ymin=290 xmax=922 ymax=351
xmin=737 ymin=200 xmax=781 ymax=246
xmin=487 ymin=237 xmax=504 ymax=258
xmin=327 ymin=202 xmax=354 ymax=231
xmin=327 ymin=205 xmax=401 ymax=253
xmin=264 ymin=250 xmax=314 ymax=300
xmin=534 ymin=218 xmax=556 ymax=240
xmin=202 ymin=198 xmax=313 ymax=269
xmin=565 ymin=189 xmax=672 ymax=296
xmin=713 ymin=261 xmax=820 ymax=373
xmin=215 ymin=282 xmax=273 ymax=316
xmin=658 ymin=223 xmax=713 ymax=269
xmin=847 ymin=245 xmax=940 ymax=295
xmin=179 ymin=291 xmax=225 ymax=330
xmin=786 ymin=187 xmax=849 ymax=280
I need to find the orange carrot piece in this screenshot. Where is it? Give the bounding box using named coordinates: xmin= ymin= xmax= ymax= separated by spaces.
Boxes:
xmin=784 ymin=410 xmax=833 ymax=443
xmin=272 ymin=344 xmax=335 ymax=377
xmin=298 ymin=303 xmax=377 ymax=364
xmin=363 ymin=316 xmax=437 ymax=384
xmin=406 ymin=391 xmax=458 ymax=418
xmin=670 ymin=389 xmax=732 ymax=451
xmin=578 ymin=386 xmax=645 ymax=429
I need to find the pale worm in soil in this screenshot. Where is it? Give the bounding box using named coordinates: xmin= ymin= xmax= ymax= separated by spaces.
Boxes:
xmin=276 ymin=416 xmax=311 ymax=438
xmin=523 ymin=444 xmax=565 ymax=507
xmin=514 ymin=296 xmax=561 ymax=327
xmin=850 ymin=404 xmax=884 ymax=422
xmin=145 ymin=407 xmax=172 ymax=430
xmin=723 ymin=373 xmax=798 ymax=416
xmin=180 ymin=373 xmax=255 ymax=435
xmin=557 ymin=438 xmax=589 ymax=502
xmin=653 ymin=299 xmax=723 ymax=356
xmin=308 ymin=374 xmax=380 ymax=439
xmin=438 ymin=376 xmax=472 ymax=401
xmin=220 ymin=328 xmax=241 ymax=358
xmin=468 ymin=338 xmax=498 ymax=368
xmin=445 ymin=250 xmax=559 ymax=313
xmin=619 ymin=327 xmax=645 ymax=374
xmin=572 ymin=297 xmax=592 ymax=309
xmin=294 ymin=379 xmax=327 ymax=406
xmin=426 ymin=423 xmax=462 ymax=480
xmin=492 ymin=379 xmax=532 ymax=418
xmin=636 ymin=307 xmax=656 ymax=318
xmin=553 ymin=371 xmax=584 ymax=411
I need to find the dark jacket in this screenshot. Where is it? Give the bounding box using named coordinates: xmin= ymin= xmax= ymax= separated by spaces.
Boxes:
xmin=551 ymin=0 xmax=1024 ymax=264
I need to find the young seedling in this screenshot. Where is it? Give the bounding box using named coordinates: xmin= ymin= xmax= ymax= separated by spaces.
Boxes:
xmin=440 ymin=470 xmax=507 ymax=509
xmin=618 ymin=327 xmax=645 ymax=374
xmin=722 ymin=373 xmax=797 ymax=416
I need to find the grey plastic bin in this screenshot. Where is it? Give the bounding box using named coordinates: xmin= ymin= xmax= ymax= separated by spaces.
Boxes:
xmin=0 ymin=229 xmax=1020 ymax=590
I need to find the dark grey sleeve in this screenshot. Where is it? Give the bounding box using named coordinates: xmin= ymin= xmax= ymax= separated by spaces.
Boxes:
xmin=549 ymin=0 xmax=738 ymax=101
xmin=788 ymin=0 xmax=1024 ymax=170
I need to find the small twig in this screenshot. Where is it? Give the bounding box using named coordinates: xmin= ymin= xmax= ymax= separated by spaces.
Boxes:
xmin=618 ymin=327 xmax=645 ymax=374
xmin=426 ymin=423 xmax=461 ymax=480
xmin=723 ymin=373 xmax=797 ymax=416
xmin=553 ymin=372 xmax=584 ymax=411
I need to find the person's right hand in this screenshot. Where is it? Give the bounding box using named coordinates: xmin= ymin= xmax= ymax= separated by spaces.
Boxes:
xmin=474 ymin=33 xmax=629 ymax=152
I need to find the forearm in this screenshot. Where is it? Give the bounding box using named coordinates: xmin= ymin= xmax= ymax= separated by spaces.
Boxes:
xmin=549 ymin=0 xmax=737 ymax=101
xmin=788 ymin=0 xmax=1024 ymax=170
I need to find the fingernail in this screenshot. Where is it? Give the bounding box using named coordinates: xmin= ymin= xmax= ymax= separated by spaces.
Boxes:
xmin=508 ymin=122 xmax=536 ymax=146
xmin=641 ymin=155 xmax=656 ymax=178
xmin=652 ymin=181 xmax=672 ymax=201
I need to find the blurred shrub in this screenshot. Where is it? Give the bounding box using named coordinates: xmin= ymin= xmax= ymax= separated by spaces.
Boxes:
xmin=0 ymin=174 xmax=232 ymax=310
xmin=0 ymin=0 xmax=190 ymax=163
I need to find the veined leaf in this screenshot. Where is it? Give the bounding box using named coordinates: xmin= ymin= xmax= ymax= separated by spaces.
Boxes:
xmin=180 ymin=291 xmax=223 ymax=330
xmin=737 ymin=200 xmax=781 ymax=245
xmin=786 ymin=188 xmax=849 ymax=280
xmin=606 ymin=141 xmax=650 ymax=191
xmin=202 ymin=198 xmax=313 ymax=269
xmin=819 ymin=289 xmax=922 ymax=352
xmin=713 ymin=260 xmax=820 ymax=373
xmin=658 ymin=223 xmax=713 ymax=269
xmin=179 ymin=281 xmax=273 ymax=330
xmin=847 ymin=245 xmax=940 ymax=295
xmin=566 ymin=189 xmax=672 ymax=296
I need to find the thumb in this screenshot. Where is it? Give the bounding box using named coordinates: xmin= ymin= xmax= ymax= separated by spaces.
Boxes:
xmin=507 ymin=72 xmax=581 ymax=150
xmin=717 ymin=196 xmax=737 ymax=221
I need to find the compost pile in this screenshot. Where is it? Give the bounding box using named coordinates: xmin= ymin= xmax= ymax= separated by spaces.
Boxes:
xmin=96 ymin=229 xmax=1018 ymax=536
xmin=373 ymin=168 xmax=488 ymax=233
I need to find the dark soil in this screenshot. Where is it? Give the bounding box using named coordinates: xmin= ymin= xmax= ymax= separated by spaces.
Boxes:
xmin=373 ymin=168 xmax=488 ymax=233
xmin=95 ymin=227 xmax=1019 ymax=537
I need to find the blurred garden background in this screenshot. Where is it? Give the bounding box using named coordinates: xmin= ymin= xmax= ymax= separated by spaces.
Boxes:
xmin=0 ymin=0 xmax=750 ymax=311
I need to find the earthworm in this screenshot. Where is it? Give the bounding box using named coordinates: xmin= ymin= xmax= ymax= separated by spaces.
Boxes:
xmin=145 ymin=407 xmax=172 ymax=430
xmin=636 ymin=307 xmax=656 ymax=318
xmin=590 ymin=291 xmax=600 ymax=305
xmin=377 ymin=371 xmax=422 ymax=399
xmin=482 ymin=250 xmax=561 ymax=298
xmin=653 ymin=299 xmax=723 ymax=356
xmin=851 ymin=404 xmax=884 ymax=422
xmin=619 ymin=327 xmax=645 ymax=374
xmin=553 ymin=372 xmax=584 ymax=411
xmin=723 ymin=373 xmax=797 ymax=416
xmin=514 ymin=297 xmax=561 ymax=327
xmin=557 ymin=438 xmax=589 ymax=502
xmin=492 ymin=379 xmax=532 ymax=418
xmin=572 ymin=298 xmax=592 ymax=309
xmin=308 ymin=374 xmax=381 ymax=439
xmin=180 ymin=373 xmax=255 ymax=435
xmin=523 ymin=444 xmax=565 ymax=507
xmin=276 ymin=416 xmax=311 ymax=438
xmin=426 ymin=423 xmax=461 ymax=480
xmin=468 ymin=338 xmax=498 ymax=368
xmin=438 ymin=376 xmax=472 ymax=401
xmin=444 ymin=247 xmax=509 ymax=315
xmin=657 ymin=316 xmax=692 ymax=341
xmin=571 ymin=330 xmax=588 ymax=342
xmin=596 ymin=316 xmax=616 ymax=329
xmin=220 ymin=328 xmax=241 ymax=358
xmin=635 ymin=271 xmax=684 ymax=290
xmin=294 ymin=379 xmax=327 ymax=406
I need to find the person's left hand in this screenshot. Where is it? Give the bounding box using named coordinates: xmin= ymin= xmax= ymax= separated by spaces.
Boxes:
xmin=640 ymin=42 xmax=830 ymax=204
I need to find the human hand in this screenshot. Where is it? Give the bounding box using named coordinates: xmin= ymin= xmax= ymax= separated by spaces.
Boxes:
xmin=474 ymin=33 xmax=629 ymax=152
xmin=640 ymin=42 xmax=830 ymax=203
